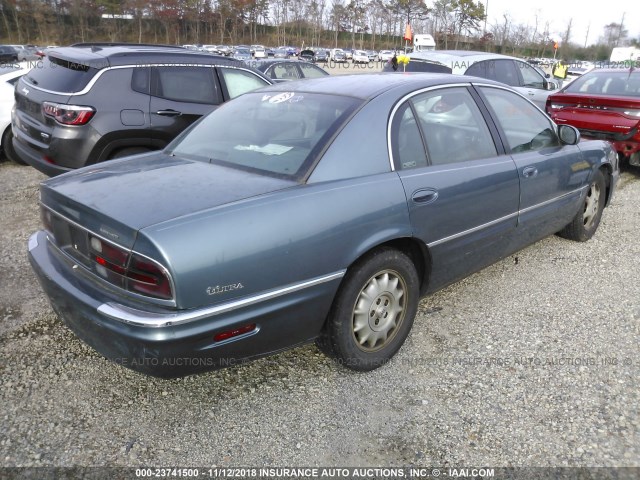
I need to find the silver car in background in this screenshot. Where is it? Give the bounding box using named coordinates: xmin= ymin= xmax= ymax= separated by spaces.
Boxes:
xmin=384 ymin=50 xmax=560 ymax=109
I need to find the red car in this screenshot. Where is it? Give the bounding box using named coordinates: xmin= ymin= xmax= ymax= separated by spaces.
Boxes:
xmin=546 ymin=68 xmax=640 ymax=166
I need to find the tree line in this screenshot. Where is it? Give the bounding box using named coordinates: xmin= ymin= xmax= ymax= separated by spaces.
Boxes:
xmin=0 ymin=0 xmax=638 ymax=59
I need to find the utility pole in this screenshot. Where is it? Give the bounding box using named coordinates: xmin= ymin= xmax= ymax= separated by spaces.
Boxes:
xmin=584 ymin=23 xmax=589 ymax=48
xmin=615 ymin=12 xmax=625 ymax=47
xmin=484 ymin=0 xmax=489 ymax=34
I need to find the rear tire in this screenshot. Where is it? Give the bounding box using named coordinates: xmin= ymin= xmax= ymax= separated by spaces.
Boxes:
xmin=558 ymin=169 xmax=606 ymax=242
xmin=2 ymin=127 xmax=26 ymax=165
xmin=317 ymin=248 xmax=419 ymax=371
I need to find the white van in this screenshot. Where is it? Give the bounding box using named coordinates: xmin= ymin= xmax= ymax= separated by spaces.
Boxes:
xmin=610 ymin=47 xmax=640 ymax=63
xmin=413 ymin=34 xmax=436 ymax=52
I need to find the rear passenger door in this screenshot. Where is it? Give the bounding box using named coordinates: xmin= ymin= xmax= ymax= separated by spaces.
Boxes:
xmin=149 ymin=66 xmax=222 ymax=144
xmin=392 ymin=86 xmax=520 ymax=291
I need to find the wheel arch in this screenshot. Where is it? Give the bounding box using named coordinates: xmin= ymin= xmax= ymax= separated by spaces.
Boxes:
xmin=89 ymin=133 xmax=166 ymax=164
xmin=339 ymin=236 xmax=432 ymax=299
xmin=375 ymin=237 xmax=432 ymax=296
xmin=1 ymin=123 xmax=10 ymax=154
xmin=598 ymin=163 xmax=614 ymax=207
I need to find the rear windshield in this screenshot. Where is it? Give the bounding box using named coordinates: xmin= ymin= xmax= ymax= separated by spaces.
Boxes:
xmin=564 ymin=70 xmax=640 ymax=97
xmin=169 ymin=91 xmax=362 ymax=180
xmin=23 ymin=56 xmax=101 ymax=93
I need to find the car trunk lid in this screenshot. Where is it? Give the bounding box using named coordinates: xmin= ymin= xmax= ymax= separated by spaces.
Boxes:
xmin=40 ymin=152 xmax=298 ymax=251
xmin=548 ymin=93 xmax=640 ymax=140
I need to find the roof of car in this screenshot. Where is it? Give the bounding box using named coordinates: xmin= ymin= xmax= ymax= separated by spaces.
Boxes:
xmin=408 ymin=50 xmax=521 ymax=72
xmin=258 ymin=72 xmax=502 ymax=99
xmin=45 ymin=44 xmax=245 ymax=68
xmin=251 ymin=59 xmax=305 ymax=68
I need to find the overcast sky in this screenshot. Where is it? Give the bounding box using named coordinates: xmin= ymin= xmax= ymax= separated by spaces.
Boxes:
xmin=482 ymin=0 xmax=639 ymax=46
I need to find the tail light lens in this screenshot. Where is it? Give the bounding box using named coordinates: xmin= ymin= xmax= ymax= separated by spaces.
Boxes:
xmin=42 ymin=102 xmax=95 ymax=125
xmin=127 ymin=253 xmax=173 ymax=300
xmin=621 ymin=109 xmax=640 ymax=119
xmin=547 ymin=102 xmax=572 ymax=113
xmin=88 ymin=235 xmax=173 ymax=301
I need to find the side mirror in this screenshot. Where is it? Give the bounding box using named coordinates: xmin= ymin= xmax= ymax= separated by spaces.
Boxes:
xmin=558 ymin=124 xmax=580 ymax=145
xmin=546 ymin=80 xmax=558 ymax=90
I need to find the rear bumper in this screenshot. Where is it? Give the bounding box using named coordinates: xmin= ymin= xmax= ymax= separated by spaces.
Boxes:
xmin=578 ymin=128 xmax=640 ymax=157
xmin=28 ymin=231 xmax=340 ymax=377
xmin=610 ymin=140 xmax=640 ymax=157
xmin=12 ymin=131 xmax=72 ymax=177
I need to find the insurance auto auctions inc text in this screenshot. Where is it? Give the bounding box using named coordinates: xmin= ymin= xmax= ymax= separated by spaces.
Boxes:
xmin=204 ymin=467 xmax=495 ymax=478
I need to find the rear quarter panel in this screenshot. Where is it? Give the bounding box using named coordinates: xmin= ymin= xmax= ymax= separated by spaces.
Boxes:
xmin=137 ymin=173 xmax=412 ymax=310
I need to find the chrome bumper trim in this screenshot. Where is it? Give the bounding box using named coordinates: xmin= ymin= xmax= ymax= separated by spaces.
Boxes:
xmin=97 ymin=270 xmax=346 ymax=328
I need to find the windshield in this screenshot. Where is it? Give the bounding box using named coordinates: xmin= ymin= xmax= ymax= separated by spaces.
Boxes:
xmin=169 ymin=91 xmax=362 ymax=180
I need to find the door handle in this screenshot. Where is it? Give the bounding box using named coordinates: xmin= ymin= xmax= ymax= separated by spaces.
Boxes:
xmin=156 ymin=109 xmax=182 ymax=117
xmin=523 ymin=166 xmax=538 ymax=178
xmin=411 ymin=188 xmax=438 ymax=204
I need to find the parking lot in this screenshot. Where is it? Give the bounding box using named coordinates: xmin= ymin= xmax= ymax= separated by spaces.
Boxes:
xmin=1 ymin=156 xmax=639 ymax=467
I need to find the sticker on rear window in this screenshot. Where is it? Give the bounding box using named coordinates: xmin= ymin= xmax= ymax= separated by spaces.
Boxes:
xmin=266 ymin=92 xmax=295 ymax=103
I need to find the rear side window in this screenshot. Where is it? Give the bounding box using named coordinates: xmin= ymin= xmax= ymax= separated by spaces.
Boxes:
xmin=23 ymin=56 xmax=100 ymax=93
xmin=151 ymin=66 xmax=220 ymax=104
xmin=390 ymin=103 xmax=428 ymax=169
xmin=467 ymin=60 xmax=519 ymax=87
xmin=271 ymin=63 xmax=300 ymax=80
xmin=217 ymin=67 xmax=270 ymax=99
xmin=131 ymin=67 xmax=150 ymax=94
xmin=299 ymin=63 xmax=327 ymax=79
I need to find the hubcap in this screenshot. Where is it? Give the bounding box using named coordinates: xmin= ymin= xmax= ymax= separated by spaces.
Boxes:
xmin=352 ymin=270 xmax=407 ymax=352
xmin=583 ymin=181 xmax=601 ymax=229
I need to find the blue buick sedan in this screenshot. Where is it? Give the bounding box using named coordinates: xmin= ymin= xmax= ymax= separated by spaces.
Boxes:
xmin=28 ymin=74 xmax=619 ymax=377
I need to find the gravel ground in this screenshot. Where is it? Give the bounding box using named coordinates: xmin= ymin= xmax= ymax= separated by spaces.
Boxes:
xmin=1 ymin=158 xmax=639 ymax=469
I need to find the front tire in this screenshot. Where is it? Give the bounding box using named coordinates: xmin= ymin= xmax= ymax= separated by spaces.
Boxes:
xmin=317 ymin=248 xmax=419 ymax=371
xmin=558 ymin=169 xmax=606 ymax=242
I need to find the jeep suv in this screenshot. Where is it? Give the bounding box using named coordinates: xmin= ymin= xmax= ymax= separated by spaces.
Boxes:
xmin=12 ymin=43 xmax=273 ymax=176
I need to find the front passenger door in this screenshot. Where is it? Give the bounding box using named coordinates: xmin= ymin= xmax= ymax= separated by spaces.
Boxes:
xmin=516 ymin=60 xmax=552 ymax=109
xmin=477 ymin=85 xmax=586 ymax=239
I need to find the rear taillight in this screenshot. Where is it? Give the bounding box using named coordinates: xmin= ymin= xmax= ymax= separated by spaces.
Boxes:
xmin=127 ymin=253 xmax=173 ymax=300
xmin=88 ymin=235 xmax=173 ymax=301
xmin=42 ymin=102 xmax=95 ymax=125
xmin=622 ymin=109 xmax=640 ymax=119
xmin=547 ymin=102 xmax=571 ymax=112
